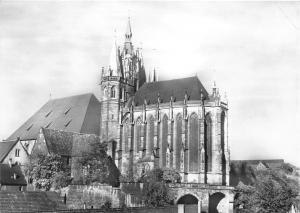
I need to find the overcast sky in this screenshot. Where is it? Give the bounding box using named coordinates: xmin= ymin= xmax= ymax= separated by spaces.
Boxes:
xmin=0 ymin=1 xmax=299 ymax=166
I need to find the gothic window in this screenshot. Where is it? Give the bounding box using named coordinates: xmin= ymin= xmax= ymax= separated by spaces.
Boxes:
xmin=201 ymin=149 xmax=205 ymax=171
xmin=111 ymin=86 xmax=116 ymax=98
xmin=103 ymin=86 xmax=108 ymax=97
xmin=221 ymin=111 xmax=226 ymax=185
xmin=189 ymin=113 xmax=199 ymax=172
xmin=123 ymin=119 xmax=130 ymax=153
xmin=166 ymin=146 xmax=170 ymax=168
xmin=147 ymin=115 xmax=155 ymax=156
xmin=180 ymin=147 xmax=184 ymax=172
xmin=136 ymin=118 xmax=142 ymax=153
xmin=175 ymin=114 xmax=183 ymax=170
xmin=205 ymin=113 xmax=213 ymax=172
xmin=160 ymin=115 xmax=168 ymax=167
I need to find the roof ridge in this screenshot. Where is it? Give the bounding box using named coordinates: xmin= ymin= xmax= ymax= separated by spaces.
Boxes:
xmin=48 ymin=93 xmax=94 ymax=102
xmin=142 ymin=76 xmax=197 ymax=84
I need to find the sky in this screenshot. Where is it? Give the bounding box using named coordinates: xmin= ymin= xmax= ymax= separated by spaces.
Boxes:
xmin=0 ymin=1 xmax=299 ymax=166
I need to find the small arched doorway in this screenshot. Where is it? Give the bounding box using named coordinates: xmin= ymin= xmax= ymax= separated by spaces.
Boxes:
xmin=177 ymin=194 xmax=198 ymax=213
xmin=209 ymin=192 xmax=226 ymax=213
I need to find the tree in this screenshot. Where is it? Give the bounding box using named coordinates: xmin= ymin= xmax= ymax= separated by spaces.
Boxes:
xmin=162 ymin=168 xmax=181 ymax=183
xmin=75 ymin=141 xmax=120 ymax=187
xmin=139 ymin=168 xmax=176 ymax=207
xmin=25 ymin=153 xmax=72 ymax=191
xmin=235 ymin=169 xmax=299 ymax=213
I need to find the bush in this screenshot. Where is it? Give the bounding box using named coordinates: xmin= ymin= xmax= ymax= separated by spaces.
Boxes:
xmin=25 ymin=153 xmax=71 ymax=191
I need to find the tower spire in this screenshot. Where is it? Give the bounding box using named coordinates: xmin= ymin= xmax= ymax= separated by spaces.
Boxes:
xmin=125 ymin=17 xmax=132 ymax=42
xmin=152 ymin=68 xmax=157 ymax=82
xmin=109 ymin=31 xmax=122 ymax=77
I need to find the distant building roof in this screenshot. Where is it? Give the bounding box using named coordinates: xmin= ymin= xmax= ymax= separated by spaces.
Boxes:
xmin=132 ymin=76 xmax=209 ymax=106
xmin=0 ymin=139 xmax=18 ymax=162
xmin=231 ymin=159 xmax=284 ymax=168
xmin=41 ymin=128 xmax=101 ymax=157
xmin=7 ymin=93 xmax=101 ymax=141
xmin=0 ymin=164 xmax=27 ymax=186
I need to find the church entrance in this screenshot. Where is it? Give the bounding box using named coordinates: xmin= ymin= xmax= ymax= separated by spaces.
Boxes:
xmin=177 ymin=194 xmax=198 ymax=213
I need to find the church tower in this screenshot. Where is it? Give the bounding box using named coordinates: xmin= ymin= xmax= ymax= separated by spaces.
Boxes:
xmin=100 ymin=18 xmax=146 ymax=158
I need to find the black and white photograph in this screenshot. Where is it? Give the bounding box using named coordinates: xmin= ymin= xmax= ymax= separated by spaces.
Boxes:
xmin=0 ymin=1 xmax=299 ymax=213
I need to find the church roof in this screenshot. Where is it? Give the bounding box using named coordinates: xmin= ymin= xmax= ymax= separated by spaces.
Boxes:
xmin=41 ymin=128 xmax=100 ymax=157
xmin=133 ymin=76 xmax=209 ymax=106
xmin=7 ymin=93 xmax=101 ymax=141
xmin=0 ymin=139 xmax=18 ymax=162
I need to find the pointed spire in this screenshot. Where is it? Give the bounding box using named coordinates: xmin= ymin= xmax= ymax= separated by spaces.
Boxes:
xmin=212 ymin=81 xmax=217 ymax=97
xmin=152 ymin=68 xmax=157 ymax=82
xmin=109 ymin=33 xmax=120 ymax=76
xmin=125 ymin=17 xmax=132 ymax=42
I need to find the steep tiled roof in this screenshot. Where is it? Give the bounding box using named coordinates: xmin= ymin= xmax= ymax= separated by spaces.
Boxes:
xmin=0 ymin=140 xmax=18 ymax=162
xmin=133 ymin=76 xmax=209 ymax=106
xmin=41 ymin=128 xmax=100 ymax=157
xmin=7 ymin=93 xmax=101 ymax=141
xmin=0 ymin=164 xmax=27 ymax=186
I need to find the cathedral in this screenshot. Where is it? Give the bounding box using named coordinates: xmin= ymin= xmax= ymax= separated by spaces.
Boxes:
xmin=100 ymin=18 xmax=229 ymax=186
xmin=100 ymin=18 xmax=234 ymax=212
xmin=3 ymin=18 xmax=234 ymax=212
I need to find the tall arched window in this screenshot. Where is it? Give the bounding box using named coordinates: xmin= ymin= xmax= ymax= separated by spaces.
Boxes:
xmin=147 ymin=115 xmax=155 ymax=156
xmin=205 ymin=113 xmax=213 ymax=172
xmin=189 ymin=113 xmax=199 ymax=172
xmin=110 ymin=86 xmax=116 ymax=98
xmin=160 ymin=115 xmax=168 ymax=167
xmin=221 ymin=111 xmax=226 ymax=185
xmin=175 ymin=114 xmax=183 ymax=170
xmin=123 ymin=118 xmax=130 ymax=153
xmin=135 ymin=118 xmax=142 ymax=153
xmin=180 ymin=147 xmax=185 ymax=172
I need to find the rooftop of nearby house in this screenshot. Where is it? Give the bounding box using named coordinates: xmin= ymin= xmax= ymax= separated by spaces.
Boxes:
xmin=0 ymin=139 xmax=19 ymax=162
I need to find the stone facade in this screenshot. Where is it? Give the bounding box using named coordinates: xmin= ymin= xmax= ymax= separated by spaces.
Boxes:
xmin=99 ymin=18 xmax=234 ymax=212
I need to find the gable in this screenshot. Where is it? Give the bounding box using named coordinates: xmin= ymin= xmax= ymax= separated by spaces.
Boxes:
xmin=1 ymin=141 xmax=29 ymax=165
xmin=0 ymin=140 xmax=18 ymax=162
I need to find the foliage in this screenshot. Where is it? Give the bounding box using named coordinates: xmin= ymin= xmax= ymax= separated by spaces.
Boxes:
xmin=230 ymin=162 xmax=256 ymax=186
xmin=120 ymin=173 xmax=134 ymax=183
xmin=162 ymin=168 xmax=181 ymax=183
xmin=140 ymin=168 xmax=175 ymax=207
xmin=75 ymin=141 xmax=120 ymax=187
xmin=101 ymin=200 xmax=112 ymax=210
xmin=143 ymin=180 xmax=173 ymax=207
xmin=25 ymin=153 xmax=71 ymax=191
xmin=121 ymin=168 xmax=177 ymax=207
xmin=235 ymin=169 xmax=300 ymax=213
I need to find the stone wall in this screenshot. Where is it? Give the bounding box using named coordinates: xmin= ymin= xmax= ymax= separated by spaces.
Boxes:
xmin=40 ymin=206 xmax=178 ymax=213
xmin=65 ymin=184 xmax=125 ymax=209
xmin=0 ymin=191 xmax=66 ymax=212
